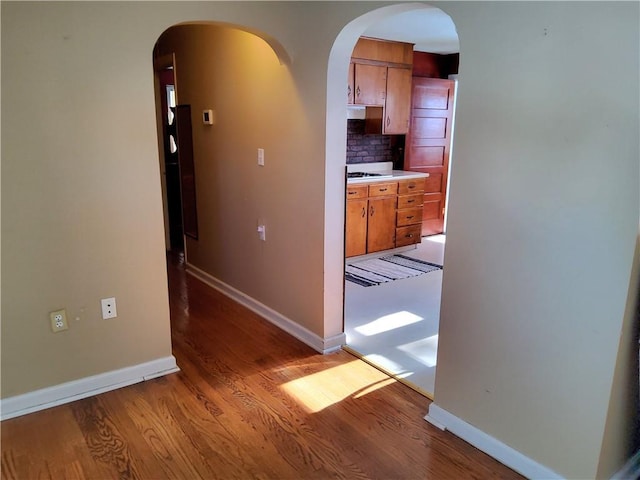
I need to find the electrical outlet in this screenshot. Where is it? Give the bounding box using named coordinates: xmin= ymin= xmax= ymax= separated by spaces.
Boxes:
xmin=257 ymin=148 xmax=265 ymax=166
xmin=257 ymin=224 xmax=266 ymax=241
xmin=101 ymin=297 xmax=117 ymax=319
xmin=50 ymin=309 xmax=69 ymax=333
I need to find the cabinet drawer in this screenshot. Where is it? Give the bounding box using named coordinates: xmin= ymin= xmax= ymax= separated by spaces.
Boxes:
xmin=397 ymin=193 xmax=423 ymax=209
xmin=346 ymin=184 xmax=368 ymax=199
xmin=396 ymin=225 xmax=422 ymax=247
xmin=368 ymin=182 xmax=398 ymax=197
xmin=398 ymin=178 xmax=425 ymax=195
xmin=396 ymin=207 xmax=423 ymax=227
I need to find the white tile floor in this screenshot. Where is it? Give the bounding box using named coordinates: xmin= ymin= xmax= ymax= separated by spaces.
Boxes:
xmin=344 ymin=235 xmax=446 ymax=398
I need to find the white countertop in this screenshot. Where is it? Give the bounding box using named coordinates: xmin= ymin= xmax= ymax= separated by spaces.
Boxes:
xmin=347 ymin=169 xmax=429 ymax=184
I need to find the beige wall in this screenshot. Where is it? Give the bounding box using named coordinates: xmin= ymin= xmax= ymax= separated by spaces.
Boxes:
xmin=2 ymin=1 xmax=638 ymax=478
xmin=154 ymin=24 xmax=325 ymax=335
xmin=428 ymin=2 xmax=639 ymax=478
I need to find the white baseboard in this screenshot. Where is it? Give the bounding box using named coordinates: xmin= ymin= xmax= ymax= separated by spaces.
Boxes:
xmin=426 ymin=403 xmax=563 ymax=480
xmin=0 ymin=356 xmax=179 ymax=420
xmin=186 ymin=263 xmax=345 ymax=354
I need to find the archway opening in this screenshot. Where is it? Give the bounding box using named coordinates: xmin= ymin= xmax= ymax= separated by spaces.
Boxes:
xmin=325 ymin=3 xmax=460 ymax=398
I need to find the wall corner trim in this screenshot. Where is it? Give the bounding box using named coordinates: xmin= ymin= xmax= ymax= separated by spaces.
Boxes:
xmin=0 ymin=356 xmax=180 ymax=421
xmin=186 ymin=263 xmax=345 ymax=354
xmin=426 ymin=403 xmax=564 ymax=480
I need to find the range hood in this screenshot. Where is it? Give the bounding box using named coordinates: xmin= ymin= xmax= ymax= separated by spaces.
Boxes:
xmin=347 ymin=105 xmax=366 ymax=120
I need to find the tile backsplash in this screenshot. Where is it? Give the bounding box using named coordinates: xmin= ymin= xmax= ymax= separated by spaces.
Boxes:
xmin=346 ymin=119 xmax=405 ymax=168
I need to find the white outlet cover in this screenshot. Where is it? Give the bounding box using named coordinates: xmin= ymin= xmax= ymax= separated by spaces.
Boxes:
xmin=101 ymin=297 xmax=117 ymax=319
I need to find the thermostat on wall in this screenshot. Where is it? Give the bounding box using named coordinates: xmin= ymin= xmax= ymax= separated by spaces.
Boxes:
xmin=203 ymin=109 xmax=215 ymax=125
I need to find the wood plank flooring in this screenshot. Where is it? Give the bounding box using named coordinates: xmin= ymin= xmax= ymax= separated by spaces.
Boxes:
xmin=1 ymin=252 xmax=523 ymax=479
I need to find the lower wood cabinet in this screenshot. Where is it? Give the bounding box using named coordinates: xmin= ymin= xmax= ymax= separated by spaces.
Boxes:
xmin=346 ymin=177 xmax=426 ymax=258
xmin=367 ymin=195 xmax=397 ymax=253
xmin=346 ymin=181 xmax=397 ymax=257
xmin=396 ymin=178 xmax=425 ymax=248
xmin=345 ymin=185 xmax=368 ymax=257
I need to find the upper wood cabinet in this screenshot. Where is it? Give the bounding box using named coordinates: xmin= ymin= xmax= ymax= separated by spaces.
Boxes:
xmin=379 ymin=67 xmax=412 ymax=134
xmin=348 ymin=37 xmax=413 ymax=134
xmin=352 ymin=37 xmax=413 ymax=65
xmin=353 ymin=64 xmax=387 ymax=106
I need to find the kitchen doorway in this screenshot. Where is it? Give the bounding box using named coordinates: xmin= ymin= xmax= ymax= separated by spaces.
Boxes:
xmin=340 ymin=7 xmax=459 ymax=399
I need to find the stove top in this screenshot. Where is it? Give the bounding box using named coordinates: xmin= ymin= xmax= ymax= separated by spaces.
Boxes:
xmin=347 ymin=172 xmax=386 ymax=178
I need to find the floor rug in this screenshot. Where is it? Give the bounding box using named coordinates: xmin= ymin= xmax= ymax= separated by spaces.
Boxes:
xmin=345 ymin=254 xmax=442 ymax=287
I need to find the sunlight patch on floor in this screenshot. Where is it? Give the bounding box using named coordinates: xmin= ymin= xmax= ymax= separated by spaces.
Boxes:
xmin=354 ymin=311 xmax=423 ymax=336
xmin=397 ymin=334 xmax=439 ymax=367
xmin=281 ymin=360 xmax=394 ymax=413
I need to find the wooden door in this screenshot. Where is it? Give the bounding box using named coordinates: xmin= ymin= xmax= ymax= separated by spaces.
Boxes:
xmin=383 ymin=67 xmax=412 ymax=134
xmin=354 ymin=64 xmax=386 ymax=106
xmin=404 ymin=78 xmax=455 ymax=236
xmin=367 ymin=196 xmax=397 ymax=253
xmin=175 ymin=105 xmax=199 ymax=240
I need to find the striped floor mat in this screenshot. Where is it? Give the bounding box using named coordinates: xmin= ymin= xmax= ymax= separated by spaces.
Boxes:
xmin=345 ymin=254 xmax=442 ymax=287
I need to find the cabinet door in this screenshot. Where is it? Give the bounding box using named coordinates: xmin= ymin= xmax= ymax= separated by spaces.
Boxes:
xmin=367 ymin=196 xmax=397 ymax=253
xmin=354 ymin=64 xmax=386 ymax=106
xmin=383 ymin=67 xmax=412 ymax=134
xmin=345 ymin=198 xmax=367 ymax=257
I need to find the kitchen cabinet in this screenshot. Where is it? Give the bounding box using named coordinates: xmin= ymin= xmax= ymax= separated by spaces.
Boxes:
xmin=366 ymin=182 xmax=398 ymax=253
xmin=364 ymin=67 xmax=412 ymax=134
xmin=345 ymin=184 xmax=368 ymax=257
xmin=348 ymin=37 xmax=413 ymax=134
xmin=352 ymin=64 xmax=387 ymax=106
xmin=346 ymin=176 xmax=428 ymax=257
xmin=345 ymin=181 xmax=398 ymax=257
xmin=396 ymin=178 xmax=425 ymax=247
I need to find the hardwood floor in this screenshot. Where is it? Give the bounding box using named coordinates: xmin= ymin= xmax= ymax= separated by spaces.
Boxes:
xmin=1 ymin=253 xmax=523 ymax=479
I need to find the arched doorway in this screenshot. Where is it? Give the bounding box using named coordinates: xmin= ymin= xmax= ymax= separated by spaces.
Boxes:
xmin=325 ymin=4 xmax=459 ymax=398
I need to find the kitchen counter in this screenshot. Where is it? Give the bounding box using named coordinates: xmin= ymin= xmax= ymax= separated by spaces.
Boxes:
xmin=347 ymin=170 xmax=429 ymax=184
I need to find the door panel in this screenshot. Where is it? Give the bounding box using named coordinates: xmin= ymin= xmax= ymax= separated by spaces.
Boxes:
xmin=175 ymin=105 xmax=199 ymax=240
xmin=404 ymin=78 xmax=455 ymax=236
xmin=408 ymin=146 xmax=445 ymax=167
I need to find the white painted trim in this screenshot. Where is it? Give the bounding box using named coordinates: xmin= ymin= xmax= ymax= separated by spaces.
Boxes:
xmin=0 ymin=356 xmax=179 ymax=421
xmin=611 ymin=449 xmax=640 ymax=480
xmin=426 ymin=403 xmax=563 ymax=480
xmin=186 ymin=263 xmax=346 ymax=354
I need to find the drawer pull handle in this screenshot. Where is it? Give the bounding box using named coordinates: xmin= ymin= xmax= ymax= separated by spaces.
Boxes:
xmin=348 ymin=191 xmax=357 ymax=195
xmin=408 ymin=185 xmax=415 ymax=189
xmin=361 ymin=207 xmax=366 ymax=218
xmin=407 ymin=199 xmax=415 ymax=203
xmin=406 ymin=234 xmax=413 ymax=238
xmin=379 ymin=188 xmax=387 ymax=192
xmin=406 ymin=216 xmax=414 ymax=219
